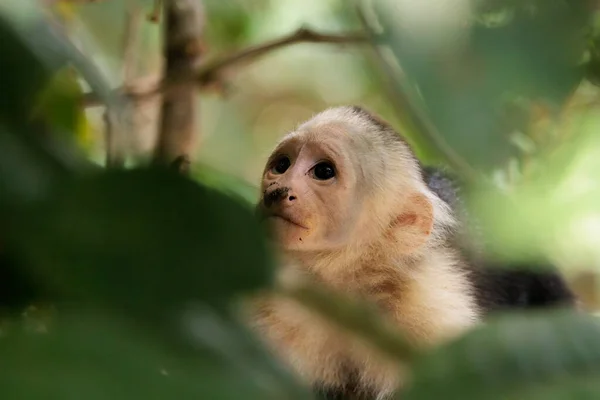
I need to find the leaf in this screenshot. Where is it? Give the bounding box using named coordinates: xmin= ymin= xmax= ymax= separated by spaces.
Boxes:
xmin=371 ymin=0 xmax=590 ymax=171
xmin=6 ymin=168 xmax=274 ymax=315
xmin=0 ymin=250 xmax=46 ymax=311
xmin=0 ymin=310 xmax=311 ymax=400
xmin=52 ymin=0 xmax=79 ymax=22
xmin=202 ymin=0 xmax=258 ymax=48
xmin=0 ymin=0 xmax=117 ymax=129
xmin=1 ymin=168 xmax=310 ymax=398
xmin=0 ymin=12 xmax=58 ymax=130
xmin=32 ymin=66 xmax=86 ymax=139
xmin=193 ymin=162 xmax=259 ymax=205
xmin=0 ymin=5 xmax=101 ymax=209
xmin=403 ymin=310 xmax=600 ymax=400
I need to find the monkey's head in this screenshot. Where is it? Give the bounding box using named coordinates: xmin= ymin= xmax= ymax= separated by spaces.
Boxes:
xmin=257 ymin=106 xmax=454 ymax=255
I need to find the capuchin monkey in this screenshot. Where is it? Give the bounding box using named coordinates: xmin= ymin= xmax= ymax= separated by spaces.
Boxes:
xmin=247 ymin=106 xmax=575 ymax=400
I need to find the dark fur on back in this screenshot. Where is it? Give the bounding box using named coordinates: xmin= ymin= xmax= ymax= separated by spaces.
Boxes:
xmin=470 ymin=262 xmax=576 ymax=312
xmin=422 ymin=165 xmax=576 ymax=312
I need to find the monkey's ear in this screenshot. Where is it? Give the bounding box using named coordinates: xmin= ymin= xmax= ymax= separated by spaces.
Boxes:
xmin=389 ymin=192 xmax=434 ymax=254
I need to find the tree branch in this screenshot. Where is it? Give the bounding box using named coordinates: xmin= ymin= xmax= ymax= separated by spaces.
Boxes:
xmin=82 ymin=27 xmax=371 ymax=107
xmin=151 ymin=0 xmax=205 ymax=170
xmin=147 ymin=0 xmax=163 ymax=23
xmin=193 ymin=27 xmax=370 ymax=85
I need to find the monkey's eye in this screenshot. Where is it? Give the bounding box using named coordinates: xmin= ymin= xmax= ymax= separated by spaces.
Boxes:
xmin=271 ymin=156 xmax=291 ymax=174
xmin=312 ymin=162 xmax=336 ymax=180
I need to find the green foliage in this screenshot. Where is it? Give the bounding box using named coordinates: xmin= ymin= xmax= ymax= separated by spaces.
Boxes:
xmin=405 ymin=311 xmax=600 ymax=400
xmin=0 ymin=21 xmax=53 ymax=130
xmin=6 ymin=168 xmax=273 ymax=311
xmin=0 ymin=5 xmax=308 ymax=399
xmin=1 ymin=1 xmax=600 ymax=400
xmin=193 ymin=162 xmax=259 ymax=205
xmin=368 ymin=0 xmax=600 ymax=269
xmin=32 ymin=67 xmax=89 ymax=145
xmin=372 ymin=0 xmax=591 ymax=170
xmin=0 ymin=8 xmax=84 ymax=208
xmin=0 ymin=311 xmax=310 ymax=400
xmin=203 ymin=0 xmax=268 ymax=49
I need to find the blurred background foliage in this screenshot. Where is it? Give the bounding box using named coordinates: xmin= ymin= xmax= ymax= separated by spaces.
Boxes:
xmin=67 ymin=0 xmax=600 ymax=305
xmin=3 ymin=0 xmax=600 ymax=398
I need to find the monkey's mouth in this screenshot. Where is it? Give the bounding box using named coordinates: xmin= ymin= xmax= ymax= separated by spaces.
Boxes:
xmin=266 ymin=213 xmax=308 ymax=230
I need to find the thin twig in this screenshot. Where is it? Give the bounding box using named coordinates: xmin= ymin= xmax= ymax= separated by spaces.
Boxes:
xmin=148 ymin=0 xmax=163 ymax=23
xmin=103 ymin=111 xmax=124 ymax=167
xmin=170 ymin=155 xmax=191 ymax=174
xmin=82 ymin=27 xmax=371 ymax=107
xmin=122 ymin=6 xmax=143 ymax=83
xmin=104 ymin=5 xmax=142 ymax=168
xmin=354 ymin=2 xmax=480 ymax=183
xmin=194 ymin=27 xmax=370 ymax=85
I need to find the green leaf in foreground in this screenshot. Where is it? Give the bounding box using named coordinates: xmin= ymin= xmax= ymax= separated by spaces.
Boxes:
xmin=6 ymin=168 xmax=274 ymax=314
xmin=31 ymin=66 xmax=88 ymax=143
xmin=0 ymin=311 xmax=310 ymax=400
xmin=0 ymin=8 xmax=101 ymax=209
xmin=193 ymin=162 xmax=259 ymax=205
xmin=0 ymin=12 xmax=56 ymax=130
xmin=403 ymin=310 xmax=600 ymax=400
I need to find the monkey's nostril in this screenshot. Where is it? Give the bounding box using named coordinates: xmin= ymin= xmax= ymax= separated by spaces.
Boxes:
xmin=289 ymin=196 xmax=296 ymax=201
xmin=264 ymin=187 xmax=291 ymax=207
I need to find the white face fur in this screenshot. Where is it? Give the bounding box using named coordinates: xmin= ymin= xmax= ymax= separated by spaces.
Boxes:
xmin=256 ymin=106 xmax=453 ymax=255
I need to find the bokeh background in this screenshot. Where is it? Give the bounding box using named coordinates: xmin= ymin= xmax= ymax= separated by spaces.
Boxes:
xmin=3 ymin=1 xmax=600 ymax=399
xmin=63 ymin=0 xmax=600 ymax=310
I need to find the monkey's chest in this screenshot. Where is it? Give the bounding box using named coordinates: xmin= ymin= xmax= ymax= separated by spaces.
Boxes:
xmin=251 ymin=296 xmax=404 ymax=398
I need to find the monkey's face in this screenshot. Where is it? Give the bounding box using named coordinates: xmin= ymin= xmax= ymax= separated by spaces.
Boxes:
xmin=257 ymin=106 xmax=441 ymax=257
xmin=257 ymin=128 xmax=365 ymax=252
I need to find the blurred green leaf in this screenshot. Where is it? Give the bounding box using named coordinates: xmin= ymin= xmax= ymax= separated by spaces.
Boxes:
xmin=193 ymin=162 xmax=259 ymax=205
xmin=32 ymin=67 xmax=87 ymax=141
xmin=6 ymin=168 xmax=274 ymax=315
xmin=0 ymin=0 xmax=112 ymax=114
xmin=0 ymin=126 xmax=69 ymax=208
xmin=463 ymin=111 xmax=600 ymax=266
xmin=371 ymin=0 xmax=590 ymax=170
xmin=0 ymin=250 xmax=47 ymax=312
xmin=0 ymin=5 xmax=102 ymax=209
xmin=1 ymin=166 xmax=309 ymax=398
xmin=0 ymin=13 xmax=58 ymax=130
xmin=0 ymin=310 xmax=311 ymax=400
xmin=403 ymin=310 xmax=600 ymax=400
xmin=203 ymin=0 xmax=258 ymax=48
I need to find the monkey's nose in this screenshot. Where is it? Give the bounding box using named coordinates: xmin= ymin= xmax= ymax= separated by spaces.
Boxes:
xmin=263 ymin=187 xmax=296 ymax=208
